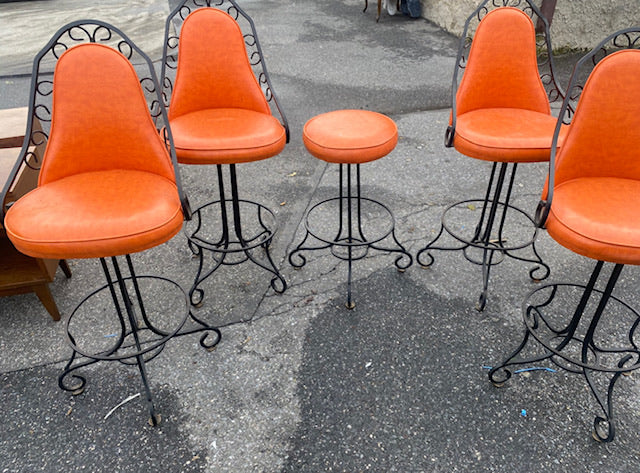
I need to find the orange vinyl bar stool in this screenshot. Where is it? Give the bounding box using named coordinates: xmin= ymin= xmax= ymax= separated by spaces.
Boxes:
xmin=160 ymin=0 xmax=289 ymax=308
xmin=489 ymin=29 xmax=640 ymax=443
xmin=289 ymin=110 xmax=412 ymax=309
xmin=1 ymin=21 xmax=220 ymax=425
xmin=416 ymin=1 xmax=567 ymax=311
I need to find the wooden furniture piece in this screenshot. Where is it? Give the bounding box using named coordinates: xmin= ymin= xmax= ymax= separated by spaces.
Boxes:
xmin=0 ymin=107 xmax=71 ymax=321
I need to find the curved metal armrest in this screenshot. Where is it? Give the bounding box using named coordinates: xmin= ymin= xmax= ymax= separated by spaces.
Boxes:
xmin=282 ymin=115 xmax=290 ymax=144
xmin=270 ymin=93 xmax=290 ymax=144
xmin=162 ymin=128 xmax=193 ymax=222
xmin=444 ymin=125 xmax=455 ymax=148
xmin=534 ymin=199 xmax=550 ymax=228
xmin=180 ymin=195 xmax=193 ymax=221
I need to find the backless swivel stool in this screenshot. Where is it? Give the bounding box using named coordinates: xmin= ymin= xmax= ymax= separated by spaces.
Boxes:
xmin=1 ymin=21 xmax=220 ymax=425
xmin=289 ymin=110 xmax=412 ymax=309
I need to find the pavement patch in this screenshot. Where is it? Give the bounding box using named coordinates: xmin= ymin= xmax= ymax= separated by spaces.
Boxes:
xmin=0 ymin=364 xmax=207 ymax=473
xmin=284 ymin=268 xmax=640 ymax=472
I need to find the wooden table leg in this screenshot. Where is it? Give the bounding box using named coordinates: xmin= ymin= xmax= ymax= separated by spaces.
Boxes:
xmin=33 ymin=284 xmax=61 ymax=321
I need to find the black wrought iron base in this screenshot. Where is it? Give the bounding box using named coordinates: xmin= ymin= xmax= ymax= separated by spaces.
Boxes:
xmin=289 ymin=163 xmax=412 ymax=309
xmin=185 ymin=164 xmax=286 ymax=307
xmin=58 ymin=255 xmax=221 ymax=425
xmin=416 ymin=162 xmax=549 ymax=311
xmin=488 ymin=261 xmax=640 ymax=442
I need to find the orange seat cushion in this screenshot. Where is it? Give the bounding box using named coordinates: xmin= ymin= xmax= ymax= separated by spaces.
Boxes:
xmin=303 ymin=110 xmax=397 ymax=164
xmin=545 ymin=177 xmax=640 ymax=264
xmin=5 ymin=170 xmax=183 ymax=260
xmin=169 ymin=108 xmax=286 ymax=165
xmin=454 ymin=108 xmax=568 ymax=163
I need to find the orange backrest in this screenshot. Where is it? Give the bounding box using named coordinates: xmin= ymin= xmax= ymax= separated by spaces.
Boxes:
xmin=39 ymin=43 xmax=176 ymax=185
xmin=553 ymin=49 xmax=640 ymax=185
xmin=455 ymin=7 xmax=550 ymax=116
xmin=168 ymin=8 xmax=271 ymax=120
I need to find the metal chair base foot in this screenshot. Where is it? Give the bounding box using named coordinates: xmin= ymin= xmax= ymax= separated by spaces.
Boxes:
xmin=489 ymin=262 xmax=638 ymax=442
xmin=58 ymin=256 xmax=221 ymax=424
xmin=417 ymin=162 xmax=550 ymax=310
xmin=289 ymin=163 xmax=412 ymax=308
xmin=186 ymin=164 xmax=287 ymax=308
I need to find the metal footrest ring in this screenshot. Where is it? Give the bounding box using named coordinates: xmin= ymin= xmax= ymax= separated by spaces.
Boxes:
xmin=186 ymin=197 xmax=286 ymax=307
xmin=489 ymin=264 xmax=639 ymax=442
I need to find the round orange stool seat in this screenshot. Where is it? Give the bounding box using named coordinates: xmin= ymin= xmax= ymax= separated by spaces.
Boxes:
xmin=302 ymin=110 xmax=398 ymax=164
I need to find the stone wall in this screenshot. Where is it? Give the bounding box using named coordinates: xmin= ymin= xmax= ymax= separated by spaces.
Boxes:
xmin=420 ymin=0 xmax=640 ymax=51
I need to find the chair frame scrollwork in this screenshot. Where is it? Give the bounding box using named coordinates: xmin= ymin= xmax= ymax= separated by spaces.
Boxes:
xmin=491 ymin=27 xmax=640 ymax=443
xmin=160 ymin=0 xmax=289 ymax=142
xmin=1 ymin=19 xmax=191 ymax=222
xmin=2 ymin=19 xmax=222 ymax=426
xmin=159 ymin=0 xmax=290 ymax=308
xmin=417 ymin=0 xmax=563 ymax=311
xmin=536 ymin=27 xmax=640 ymax=227
xmin=446 ymin=0 xmax=565 ymax=148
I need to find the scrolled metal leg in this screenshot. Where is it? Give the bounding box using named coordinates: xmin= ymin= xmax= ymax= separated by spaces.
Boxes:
xmin=188 ymin=313 xmax=222 ymax=352
xmin=585 ymin=363 xmax=627 ymax=443
xmin=592 ymin=361 xmax=639 ymax=443
xmin=505 ymin=239 xmax=551 ymax=283
xmin=585 ymin=350 xmax=634 ymax=443
xmin=288 ymin=229 xmax=335 ymax=270
xmin=488 ymin=282 xmax=561 ymax=386
xmin=110 ymin=256 xmax=159 ymax=425
xmin=58 ymin=254 xmax=217 ymax=424
xmin=288 ymin=232 xmax=311 ymax=269
xmin=361 ymin=162 xmax=412 ymax=272
xmin=488 ymin=329 xmax=554 ymax=387
xmin=487 ymin=363 xmax=512 ymax=388
xmin=58 ymin=341 xmax=92 ymax=395
xmin=289 ymin=162 xmax=411 ymax=308
xmin=185 ymin=164 xmax=286 ymax=306
xmin=389 ymin=230 xmax=413 ymax=272
xmin=490 ymin=261 xmax=640 ymax=441
xmin=417 ymin=162 xmax=549 ymax=309
xmin=415 ymin=226 xmax=444 ymax=268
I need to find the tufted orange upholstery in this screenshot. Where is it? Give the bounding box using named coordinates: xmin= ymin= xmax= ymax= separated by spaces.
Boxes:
xmin=5 ymin=44 xmax=183 ymax=260
xmin=303 ymin=110 xmax=397 ymax=164
xmin=453 ymin=7 xmax=565 ymax=162
xmin=168 ymin=8 xmax=286 ymax=164
xmin=545 ymin=50 xmax=640 ymax=264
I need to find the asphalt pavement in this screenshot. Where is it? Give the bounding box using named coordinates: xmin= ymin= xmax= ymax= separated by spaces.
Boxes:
xmin=1 ymin=1 xmax=639 ymax=472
